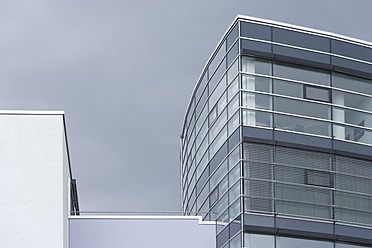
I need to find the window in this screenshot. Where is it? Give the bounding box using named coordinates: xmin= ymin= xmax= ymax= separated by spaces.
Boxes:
xmin=304 ymin=85 xmax=331 ymax=102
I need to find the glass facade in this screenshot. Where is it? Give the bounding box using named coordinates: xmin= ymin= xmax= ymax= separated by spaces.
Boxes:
xmin=181 ymin=16 xmax=372 ymax=248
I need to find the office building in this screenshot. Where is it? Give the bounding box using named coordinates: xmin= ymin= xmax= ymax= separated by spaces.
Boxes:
xmin=180 ymin=15 xmax=372 ymax=248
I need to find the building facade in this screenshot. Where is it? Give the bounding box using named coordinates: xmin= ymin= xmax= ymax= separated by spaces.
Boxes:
xmin=180 ymin=16 xmax=372 ymax=248
xmin=0 ymin=111 xmax=78 ymax=248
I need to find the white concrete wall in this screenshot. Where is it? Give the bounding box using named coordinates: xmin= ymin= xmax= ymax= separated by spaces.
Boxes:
xmin=69 ymin=216 xmax=216 ymax=248
xmin=0 ymin=112 xmax=69 ymax=248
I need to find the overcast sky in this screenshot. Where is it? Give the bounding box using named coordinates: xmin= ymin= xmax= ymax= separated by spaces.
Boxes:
xmin=1 ymin=0 xmax=372 ymax=212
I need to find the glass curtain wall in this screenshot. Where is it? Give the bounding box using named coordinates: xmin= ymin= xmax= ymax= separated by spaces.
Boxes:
xmin=241 ymin=56 xmax=372 ymax=145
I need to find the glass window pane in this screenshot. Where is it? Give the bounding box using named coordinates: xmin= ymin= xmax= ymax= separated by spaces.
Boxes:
xmin=334 ymin=124 xmax=372 ymax=145
xmin=274 ymin=114 xmax=331 ymax=137
xmin=196 ymin=88 xmax=208 ymax=119
xmin=227 ymin=24 xmax=238 ymax=49
xmin=209 ymin=58 xmax=226 ymax=93
xmin=332 ymin=56 xmax=372 ymax=75
xmin=228 ymin=110 xmax=240 ymax=136
xmin=337 ymin=242 xmax=372 ymax=248
xmin=332 ymin=39 xmax=372 ymax=63
xmin=304 ymin=85 xmax=330 ymax=102
xmin=218 ymin=92 xmax=227 ymax=115
xmin=228 ymin=78 xmax=239 ymax=102
xmin=229 ymin=232 xmax=241 ymax=248
xmin=333 ymin=107 xmax=372 ymax=129
xmin=197 ymin=182 xmax=209 ymax=209
xmin=229 ymin=181 xmax=240 ymax=204
xmin=273 ymin=28 xmax=330 ymax=52
xmin=211 ymin=193 xmax=228 ymax=220
xmin=209 ymin=105 xmax=218 ymax=126
xmin=210 ymin=42 xmax=226 ymax=78
xmin=196 ymin=136 xmax=208 ymax=166
xmin=240 ymin=21 xmax=271 ymax=40
xmin=227 ymin=59 xmax=239 ymax=85
xmin=274 ymin=79 xmax=303 ymax=98
xmin=241 ymin=39 xmax=272 ymax=54
xmin=277 ymin=236 xmax=333 ymax=248
xmin=227 ymin=41 xmax=239 ymax=66
xmin=228 ymin=93 xmax=239 ymax=120
xmin=273 ymin=45 xmax=330 ymax=64
xmin=274 ymin=97 xmax=331 ymax=120
xmin=242 ymin=92 xmax=271 ymax=110
xmin=210 ymin=159 xmax=228 ymax=189
xmin=210 ymin=108 xmax=227 ymax=138
xmin=210 ymin=125 xmax=228 ymax=157
xmin=229 ymin=163 xmax=241 ymax=186
xmin=196 ymin=74 xmax=207 ymax=102
xmin=333 ymin=72 xmax=372 ymax=96
xmin=333 ymin=90 xmax=372 ymax=112
xmin=242 ymin=56 xmax=272 ymax=75
xmin=274 ymin=62 xmax=330 ymax=86
xmin=244 ymin=233 xmax=274 ymax=248
xmin=242 ymin=75 xmax=271 ymax=93
xmin=196 ymin=119 xmax=207 ymax=149
xmin=243 ymin=109 xmax=272 ymax=128
xmin=228 ymin=146 xmax=240 ymax=169
xmin=210 ymin=75 xmax=226 ymax=111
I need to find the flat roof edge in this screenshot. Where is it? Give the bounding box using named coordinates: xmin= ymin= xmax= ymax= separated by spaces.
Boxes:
xmin=68 ymin=215 xmax=216 ymax=225
xmin=0 ymin=110 xmax=65 ymax=115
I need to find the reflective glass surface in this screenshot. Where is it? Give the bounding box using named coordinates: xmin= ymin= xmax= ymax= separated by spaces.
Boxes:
xmin=332 ymin=39 xmax=372 ymax=63
xmin=240 ymin=21 xmax=271 ymax=41
xmin=242 ymin=75 xmax=271 ymax=93
xmin=274 ymin=96 xmax=331 ymax=120
xmin=241 ymin=39 xmax=272 ymax=54
xmin=273 ymin=28 xmax=330 ymax=52
xmin=274 ymin=114 xmax=331 ymax=136
xmin=277 ymin=236 xmax=333 ymax=248
xmin=274 ymin=62 xmax=330 ymax=85
xmin=244 ymin=233 xmax=274 ymax=248
xmin=242 ymin=57 xmax=271 ymax=75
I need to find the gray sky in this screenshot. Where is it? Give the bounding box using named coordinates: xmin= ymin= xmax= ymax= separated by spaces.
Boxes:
xmin=1 ymin=0 xmax=372 ymax=212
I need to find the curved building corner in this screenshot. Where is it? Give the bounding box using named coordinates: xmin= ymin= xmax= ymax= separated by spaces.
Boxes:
xmin=180 ymin=15 xmax=372 ymax=248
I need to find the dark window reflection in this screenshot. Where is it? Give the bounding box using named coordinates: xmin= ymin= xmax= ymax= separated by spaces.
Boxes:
xmin=241 ymin=39 xmax=271 ymax=54
xmin=240 ymin=21 xmax=271 ymax=40
xmin=332 ymin=39 xmax=372 ymax=63
xmin=227 ymin=24 xmax=238 ymax=50
xmin=273 ymin=28 xmax=330 ymax=52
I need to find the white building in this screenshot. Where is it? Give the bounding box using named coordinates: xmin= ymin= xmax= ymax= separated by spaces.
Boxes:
xmin=0 ymin=111 xmax=77 ymax=248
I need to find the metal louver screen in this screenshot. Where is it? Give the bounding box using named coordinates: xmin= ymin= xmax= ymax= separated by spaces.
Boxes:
xmin=242 ymin=142 xmax=372 ymax=226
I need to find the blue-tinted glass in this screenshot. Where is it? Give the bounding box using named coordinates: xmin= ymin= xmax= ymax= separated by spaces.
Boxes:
xmin=195 ymin=87 xmax=208 ymax=118
xmin=195 ymin=73 xmax=208 ymax=105
xmin=229 ymin=221 xmax=241 ymax=238
xmin=227 ymin=24 xmax=238 ymax=50
xmin=240 ymin=21 xmax=271 ymax=40
xmin=228 ymin=128 xmax=240 ymax=152
xmin=241 ymin=39 xmax=271 ymax=54
xmin=332 ymin=56 xmax=372 ymax=76
xmin=217 ymin=226 xmax=230 ymax=248
xmin=197 ymin=165 xmax=210 ymax=194
xmin=332 ymin=39 xmax=372 ymax=63
xmin=189 ymin=187 xmax=196 ymax=208
xmin=227 ymin=41 xmax=239 ymax=67
xmin=210 ymin=141 xmax=228 ymax=173
xmin=273 ymin=45 xmax=330 ymax=64
xmin=209 ymin=58 xmax=226 ymax=92
xmin=210 ymin=42 xmax=226 ymax=78
xmin=273 ymin=28 xmax=330 ymax=52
